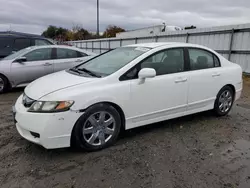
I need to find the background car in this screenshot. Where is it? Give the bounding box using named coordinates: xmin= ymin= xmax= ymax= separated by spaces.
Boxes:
xmin=0 ymin=45 xmax=96 ymax=93
xmin=0 ymin=31 xmax=54 ymax=59
xmin=14 ymin=42 xmax=242 ymax=151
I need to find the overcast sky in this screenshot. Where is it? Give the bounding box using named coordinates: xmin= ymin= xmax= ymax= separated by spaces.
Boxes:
xmin=0 ymin=0 xmax=250 ymax=35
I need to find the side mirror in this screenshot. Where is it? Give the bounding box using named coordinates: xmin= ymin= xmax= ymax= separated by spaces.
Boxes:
xmin=138 ymin=68 xmax=156 ymax=83
xmin=15 ymin=57 xmax=27 ymax=63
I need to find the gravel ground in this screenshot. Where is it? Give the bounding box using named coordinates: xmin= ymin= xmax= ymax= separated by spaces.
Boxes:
xmin=1 ymin=78 xmax=250 ymax=188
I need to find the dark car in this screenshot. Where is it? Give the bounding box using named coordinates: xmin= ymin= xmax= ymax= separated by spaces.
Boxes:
xmin=0 ymin=31 xmax=54 ymax=59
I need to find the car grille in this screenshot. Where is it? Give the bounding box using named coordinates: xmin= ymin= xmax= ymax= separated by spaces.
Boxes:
xmin=22 ymin=94 xmax=36 ymax=108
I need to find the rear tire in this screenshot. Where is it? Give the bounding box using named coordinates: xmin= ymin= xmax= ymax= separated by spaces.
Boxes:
xmin=72 ymin=103 xmax=121 ymax=151
xmin=214 ymin=86 xmax=234 ymax=116
xmin=0 ymin=75 xmax=9 ymax=94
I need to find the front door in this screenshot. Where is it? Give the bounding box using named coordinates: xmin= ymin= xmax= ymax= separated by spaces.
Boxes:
xmin=126 ymin=48 xmax=188 ymax=129
xmin=11 ymin=48 xmax=54 ymax=86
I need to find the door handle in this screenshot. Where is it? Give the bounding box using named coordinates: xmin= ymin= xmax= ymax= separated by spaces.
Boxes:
xmin=43 ymin=62 xmax=52 ymax=66
xmin=175 ymin=78 xmax=187 ymax=83
xmin=212 ymin=73 xmax=220 ymax=77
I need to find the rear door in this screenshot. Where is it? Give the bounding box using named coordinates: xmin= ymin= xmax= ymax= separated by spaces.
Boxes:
xmin=11 ymin=48 xmax=54 ymax=86
xmin=53 ymin=48 xmax=87 ymax=72
xmin=186 ymin=48 xmax=222 ymax=113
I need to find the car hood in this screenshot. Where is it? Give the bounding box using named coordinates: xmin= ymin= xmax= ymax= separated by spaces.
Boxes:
xmin=25 ymin=70 xmax=97 ymax=100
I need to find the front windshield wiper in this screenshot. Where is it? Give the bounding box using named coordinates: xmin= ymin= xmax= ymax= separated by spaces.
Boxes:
xmin=77 ymin=68 xmax=102 ymax=78
xmin=69 ymin=67 xmax=82 ymax=74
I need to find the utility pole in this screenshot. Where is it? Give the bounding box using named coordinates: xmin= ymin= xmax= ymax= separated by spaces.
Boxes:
xmin=97 ymin=0 xmax=99 ymax=37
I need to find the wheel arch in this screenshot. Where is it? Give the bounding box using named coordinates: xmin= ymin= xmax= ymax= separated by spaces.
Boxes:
xmin=0 ymin=73 xmax=11 ymax=89
xmin=219 ymin=84 xmax=236 ymax=100
xmin=70 ymin=101 xmax=126 ymax=146
xmin=101 ymin=101 xmax=126 ymax=130
xmin=214 ymin=84 xmax=236 ymax=108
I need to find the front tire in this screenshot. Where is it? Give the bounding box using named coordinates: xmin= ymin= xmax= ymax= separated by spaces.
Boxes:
xmin=214 ymin=86 xmax=234 ymax=116
xmin=0 ymin=75 xmax=8 ymax=94
xmin=72 ymin=103 xmax=121 ymax=151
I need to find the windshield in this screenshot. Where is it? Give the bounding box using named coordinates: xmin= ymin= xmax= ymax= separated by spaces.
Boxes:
xmin=76 ymin=47 xmax=151 ymax=76
xmin=2 ymin=47 xmax=33 ymax=60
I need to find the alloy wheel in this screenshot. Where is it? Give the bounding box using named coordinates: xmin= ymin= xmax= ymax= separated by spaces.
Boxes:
xmin=0 ymin=77 xmax=4 ymax=92
xmin=82 ymin=111 xmax=116 ymax=146
xmin=218 ymin=90 xmax=233 ymax=113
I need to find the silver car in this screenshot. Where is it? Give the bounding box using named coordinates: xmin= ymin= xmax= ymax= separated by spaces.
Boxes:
xmin=0 ymin=45 xmax=96 ymax=93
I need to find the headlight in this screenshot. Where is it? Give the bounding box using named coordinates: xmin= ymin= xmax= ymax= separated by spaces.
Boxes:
xmin=28 ymin=101 xmax=74 ymax=113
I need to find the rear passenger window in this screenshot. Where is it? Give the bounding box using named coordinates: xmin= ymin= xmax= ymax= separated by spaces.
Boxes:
xmin=188 ymin=48 xmax=220 ymax=70
xmin=214 ymin=56 xmax=220 ymax=67
xmin=13 ymin=38 xmax=31 ymax=51
xmin=57 ymin=48 xmax=78 ymax=59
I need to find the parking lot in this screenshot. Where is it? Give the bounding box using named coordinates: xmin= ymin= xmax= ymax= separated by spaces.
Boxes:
xmin=0 ymin=77 xmax=250 ymax=188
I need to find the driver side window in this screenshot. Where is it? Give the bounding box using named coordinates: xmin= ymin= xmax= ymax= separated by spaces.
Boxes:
xmin=141 ymin=48 xmax=184 ymax=76
xmin=25 ymin=48 xmax=52 ymax=62
xmin=120 ymin=48 xmax=184 ymax=80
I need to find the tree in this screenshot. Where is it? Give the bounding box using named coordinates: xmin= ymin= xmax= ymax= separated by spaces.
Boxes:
xmin=72 ymin=25 xmax=92 ymax=40
xmin=65 ymin=30 xmax=75 ymax=41
xmin=41 ymin=24 xmax=125 ymax=41
xmin=102 ymin=25 xmax=125 ymax=38
xmin=42 ymin=25 xmax=58 ymax=38
xmin=55 ymin=27 xmax=68 ymax=41
xmin=56 ymin=27 xmax=68 ymax=36
xmin=42 ymin=25 xmax=93 ymax=41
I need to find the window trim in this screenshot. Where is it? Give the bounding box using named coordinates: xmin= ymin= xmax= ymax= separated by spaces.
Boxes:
xmin=119 ymin=47 xmax=187 ymax=81
xmin=24 ymin=48 xmax=53 ymax=62
xmin=77 ymin=51 xmax=87 ymax=57
xmin=52 ymin=48 xmax=57 ymax=59
xmin=185 ymin=47 xmax=221 ymax=71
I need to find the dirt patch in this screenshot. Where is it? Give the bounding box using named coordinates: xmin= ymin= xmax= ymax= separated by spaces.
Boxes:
xmin=1 ymin=80 xmax=250 ymax=188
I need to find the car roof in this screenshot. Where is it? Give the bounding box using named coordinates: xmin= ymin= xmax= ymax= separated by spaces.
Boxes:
xmin=126 ymin=42 xmax=208 ymax=49
xmin=26 ymin=45 xmax=96 ymax=55
xmin=0 ymin=31 xmax=47 ymax=39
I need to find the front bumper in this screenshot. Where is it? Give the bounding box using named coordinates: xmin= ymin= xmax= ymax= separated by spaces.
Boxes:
xmin=14 ymin=95 xmax=83 ymax=149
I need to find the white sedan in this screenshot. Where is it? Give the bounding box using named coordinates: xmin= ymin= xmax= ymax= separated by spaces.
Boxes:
xmin=14 ymin=42 xmax=242 ymax=151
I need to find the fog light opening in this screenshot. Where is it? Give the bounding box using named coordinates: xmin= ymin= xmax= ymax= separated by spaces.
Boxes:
xmin=30 ymin=132 xmax=40 ymax=138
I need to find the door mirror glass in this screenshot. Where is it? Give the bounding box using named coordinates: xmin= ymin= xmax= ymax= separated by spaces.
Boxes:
xmin=15 ymin=56 xmax=27 ymax=63
xmin=138 ymin=68 xmax=156 ymax=79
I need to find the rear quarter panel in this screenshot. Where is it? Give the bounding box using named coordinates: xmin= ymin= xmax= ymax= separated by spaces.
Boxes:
xmin=220 ymin=60 xmax=243 ymax=94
